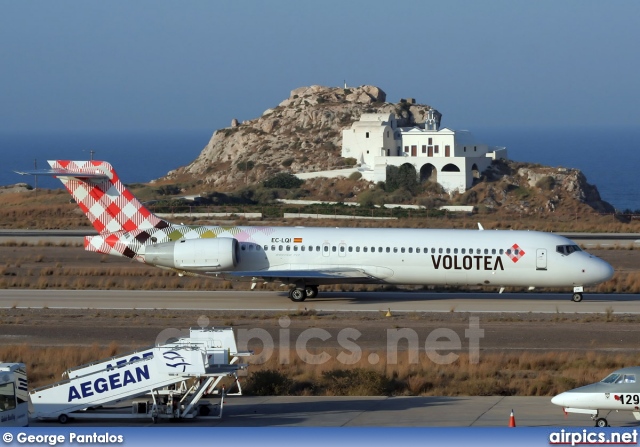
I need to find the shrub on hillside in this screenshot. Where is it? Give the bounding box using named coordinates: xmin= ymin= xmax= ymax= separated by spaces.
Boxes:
xmin=343 ymin=157 xmax=357 ymax=167
xmin=536 ymin=176 xmax=555 ymax=190
xmin=263 ymin=173 xmax=304 ymax=189
xmin=236 ymin=160 xmax=255 ymax=171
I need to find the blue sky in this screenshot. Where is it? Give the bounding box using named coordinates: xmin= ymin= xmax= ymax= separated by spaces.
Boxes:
xmin=1 ymin=0 xmax=638 ymax=133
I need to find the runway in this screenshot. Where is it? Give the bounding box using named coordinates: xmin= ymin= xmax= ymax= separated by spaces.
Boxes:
xmin=0 ymin=289 xmax=638 ymax=313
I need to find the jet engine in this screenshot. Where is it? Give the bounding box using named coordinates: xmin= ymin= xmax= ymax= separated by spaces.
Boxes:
xmin=143 ymin=237 xmax=239 ymax=271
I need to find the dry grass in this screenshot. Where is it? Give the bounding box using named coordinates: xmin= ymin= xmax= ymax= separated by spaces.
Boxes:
xmin=243 ymin=349 xmax=638 ymax=397
xmin=4 ymin=343 xmax=630 ymax=396
xmin=0 ymin=343 xmax=120 ymax=388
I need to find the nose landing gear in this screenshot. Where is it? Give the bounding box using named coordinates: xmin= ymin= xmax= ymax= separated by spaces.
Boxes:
xmin=571 ymin=286 xmax=584 ymax=302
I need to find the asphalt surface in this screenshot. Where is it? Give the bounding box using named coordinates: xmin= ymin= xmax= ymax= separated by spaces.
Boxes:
xmin=0 ymin=289 xmax=638 ymax=313
xmin=27 ymin=396 xmax=639 ymax=427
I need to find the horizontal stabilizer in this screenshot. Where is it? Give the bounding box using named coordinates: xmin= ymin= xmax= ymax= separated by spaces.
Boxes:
xmin=15 ymin=168 xmax=110 ymax=179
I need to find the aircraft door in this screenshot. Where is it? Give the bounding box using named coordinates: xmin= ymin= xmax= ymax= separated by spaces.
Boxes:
xmin=338 ymin=243 xmax=347 ymax=257
xmin=536 ymin=248 xmax=547 ymax=270
xmin=322 ymin=243 xmax=330 ymax=257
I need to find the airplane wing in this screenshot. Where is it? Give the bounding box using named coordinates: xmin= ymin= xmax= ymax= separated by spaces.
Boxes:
xmin=212 ymin=268 xmax=382 ymax=285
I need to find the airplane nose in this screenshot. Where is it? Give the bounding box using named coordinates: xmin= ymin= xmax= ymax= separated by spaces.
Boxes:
xmin=551 ymin=393 xmax=566 ymax=407
xmin=594 ymin=259 xmax=615 ymax=283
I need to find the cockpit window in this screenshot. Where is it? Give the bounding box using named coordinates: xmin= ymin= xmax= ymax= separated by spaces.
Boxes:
xmin=601 ymin=373 xmax=621 ymax=383
xmin=556 ymin=245 xmax=582 ymax=256
xmin=601 ymin=373 xmax=636 ymax=383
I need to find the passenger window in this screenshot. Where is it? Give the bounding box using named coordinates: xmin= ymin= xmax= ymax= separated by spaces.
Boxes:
xmin=332 ymin=246 xmax=337 ymax=252
xmin=264 ymin=245 xmax=268 ymax=251
xmin=363 ymin=247 xmax=368 ymax=252
xmin=348 ymin=247 xmax=352 ymax=252
xmin=416 ymin=248 xmax=420 ymax=253
xmin=461 ymin=248 xmax=465 ymax=254
xmin=393 ymin=248 xmax=398 ymax=253
xmin=439 ymin=248 xmax=443 ymax=254
xmin=477 ymin=249 xmax=481 ymax=254
xmin=323 ymin=246 xmax=328 ymax=252
xmin=241 ymin=244 xmax=246 ymax=251
xmin=316 ymin=246 xmax=321 ymax=251
xmin=279 ymin=245 xmax=283 ymax=251
xmin=293 ymin=246 xmax=298 ymax=251
xmin=386 ymin=247 xmax=390 ymax=253
xmin=499 ymin=249 xmax=504 ymax=255
xmin=378 ymin=247 xmax=383 ymax=253
xmin=286 ymin=246 xmax=291 ymax=251
xmin=301 ymin=246 xmax=305 ymax=251
xmin=454 ymin=248 xmax=458 ymax=254
xmin=446 ymin=248 xmax=451 ymax=254
xmin=356 ymin=247 xmax=360 ymax=252
xmin=431 ymin=248 xmax=436 ymax=254
xmin=340 ymin=246 xmax=345 ymax=252
xmin=408 ymin=248 xmax=413 ymax=253
xmin=492 ymin=249 xmax=496 ymax=255
xmin=484 ymin=249 xmax=488 ymax=254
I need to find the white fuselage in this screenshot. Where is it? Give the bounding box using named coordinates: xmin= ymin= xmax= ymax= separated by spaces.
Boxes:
xmin=149 ymin=226 xmax=613 ymax=289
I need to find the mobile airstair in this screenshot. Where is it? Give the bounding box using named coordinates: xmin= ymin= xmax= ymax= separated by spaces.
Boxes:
xmin=30 ymin=327 xmax=250 ymax=423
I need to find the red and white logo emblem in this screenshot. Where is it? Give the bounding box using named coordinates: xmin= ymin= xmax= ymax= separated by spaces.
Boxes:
xmin=506 ymin=244 xmax=525 ymax=263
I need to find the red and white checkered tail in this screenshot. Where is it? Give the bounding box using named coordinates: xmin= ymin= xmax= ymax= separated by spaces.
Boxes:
xmin=48 ymin=160 xmax=172 ymax=234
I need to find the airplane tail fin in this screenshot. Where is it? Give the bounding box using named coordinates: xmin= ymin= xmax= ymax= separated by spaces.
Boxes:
xmin=22 ymin=160 xmax=172 ymax=234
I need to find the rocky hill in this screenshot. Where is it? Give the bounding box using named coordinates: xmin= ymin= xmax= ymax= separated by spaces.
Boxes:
xmin=161 ymin=85 xmax=614 ymax=214
xmin=163 ymin=85 xmax=437 ymax=188
xmin=467 ymin=160 xmax=615 ymax=214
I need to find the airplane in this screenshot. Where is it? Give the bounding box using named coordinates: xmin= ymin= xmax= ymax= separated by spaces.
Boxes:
xmin=552 ymin=366 xmax=640 ymax=427
xmin=16 ymin=160 xmax=614 ymax=302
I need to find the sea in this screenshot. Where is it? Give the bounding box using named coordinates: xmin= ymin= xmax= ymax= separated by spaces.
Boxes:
xmin=1 ymin=127 xmax=639 ymax=212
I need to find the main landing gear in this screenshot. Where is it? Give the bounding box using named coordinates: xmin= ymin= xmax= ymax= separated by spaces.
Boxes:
xmin=571 ymin=286 xmax=584 ymax=303
xmin=288 ymin=285 xmax=319 ymax=302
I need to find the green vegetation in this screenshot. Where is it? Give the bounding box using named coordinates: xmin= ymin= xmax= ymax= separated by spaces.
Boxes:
xmin=513 ymin=186 xmax=531 ymax=200
xmin=263 ymin=172 xmax=304 ymax=189
xmin=236 ymin=160 xmax=255 ymax=171
xmin=385 ymin=165 xmax=420 ymax=195
xmin=536 ymin=176 xmax=556 ymax=190
xmin=343 ymin=157 xmax=357 ymax=167
xmin=155 ymin=185 xmax=181 ymax=196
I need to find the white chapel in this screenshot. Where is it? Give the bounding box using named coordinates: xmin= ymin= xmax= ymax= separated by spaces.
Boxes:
xmin=340 ymin=109 xmax=507 ymax=193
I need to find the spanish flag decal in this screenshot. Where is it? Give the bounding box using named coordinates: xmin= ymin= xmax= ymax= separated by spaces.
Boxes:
xmin=293 ymin=237 xmax=303 ymax=243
